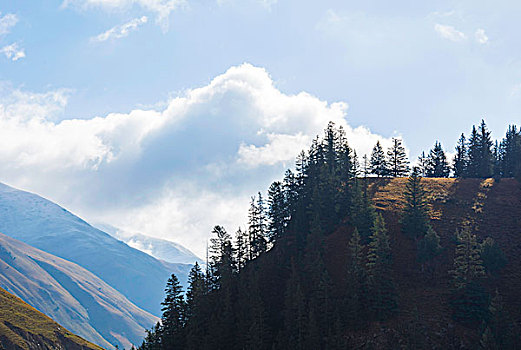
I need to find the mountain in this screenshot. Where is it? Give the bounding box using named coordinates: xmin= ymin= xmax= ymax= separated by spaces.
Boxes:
xmin=0 ymin=285 xmax=102 ymax=350
xmin=0 ymin=232 xmax=158 ymax=349
xmin=0 ymin=183 xmax=192 ymax=316
xmin=95 ymin=224 xmax=203 ymax=265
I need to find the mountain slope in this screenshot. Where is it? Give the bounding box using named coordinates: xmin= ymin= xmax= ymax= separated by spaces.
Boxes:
xmin=0 ymin=285 xmax=102 ymax=350
xmin=96 ymin=224 xmax=203 ymax=265
xmin=0 ymin=183 xmax=192 ymax=316
xmin=0 ymin=232 xmax=158 ymax=349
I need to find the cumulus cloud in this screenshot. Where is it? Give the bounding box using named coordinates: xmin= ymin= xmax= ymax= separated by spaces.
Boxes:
xmin=434 ymin=23 xmax=466 ymax=42
xmin=0 ymin=64 xmax=394 ymax=256
xmin=0 ymin=13 xmax=18 ymax=36
xmin=92 ymin=16 xmax=148 ymax=42
xmin=0 ymin=43 xmax=25 ymax=61
xmin=62 ymin=0 xmax=182 ymax=28
xmin=474 ymin=28 xmax=488 ymax=44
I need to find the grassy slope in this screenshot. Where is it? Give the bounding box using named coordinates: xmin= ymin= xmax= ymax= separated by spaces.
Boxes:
xmin=324 ymin=178 xmax=521 ymax=347
xmin=0 ymin=232 xmax=159 ymax=349
xmin=0 ymin=286 xmax=103 ymax=350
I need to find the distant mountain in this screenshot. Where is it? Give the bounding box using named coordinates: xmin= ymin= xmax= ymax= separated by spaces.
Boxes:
xmin=96 ymin=224 xmax=203 ymax=265
xmin=0 ymin=232 xmax=158 ymax=349
xmin=0 ymin=183 xmax=192 ymax=316
xmin=0 ymin=285 xmax=102 ymax=350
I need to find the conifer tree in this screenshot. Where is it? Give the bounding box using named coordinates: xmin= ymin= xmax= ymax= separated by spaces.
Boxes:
xmin=386 ymin=138 xmax=410 ymax=177
xmin=209 ymin=225 xmax=235 ymax=289
xmin=417 ymin=226 xmax=442 ymax=275
xmin=499 ymin=125 xmax=521 ymax=178
xmin=417 ymin=151 xmax=428 ymax=177
xmin=370 ymin=141 xmax=388 ymax=177
xmin=248 ymin=195 xmax=268 ymax=259
xmin=267 ymin=181 xmax=287 ymax=242
xmin=487 ymin=290 xmax=515 ymax=349
xmin=401 ymin=167 xmax=430 ymax=239
xmin=453 ymin=133 xmax=469 ymax=177
xmin=234 ymin=227 xmax=248 ymax=272
xmin=426 ymin=141 xmax=450 ymax=177
xmin=161 ymin=274 xmax=186 ymax=350
xmin=480 ymin=237 xmax=507 ymax=275
xmin=451 ymin=226 xmax=485 ymax=289
xmin=450 ymin=226 xmax=488 ymax=324
xmin=185 ymin=263 xmax=208 ymax=350
xmin=366 ymin=214 xmax=397 ymax=320
xmin=345 ymin=228 xmax=368 ymax=327
xmin=467 ymin=120 xmax=494 ymax=178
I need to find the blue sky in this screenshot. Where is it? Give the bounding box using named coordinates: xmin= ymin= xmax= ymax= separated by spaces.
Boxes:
xmin=0 ymin=0 xmax=520 ymax=256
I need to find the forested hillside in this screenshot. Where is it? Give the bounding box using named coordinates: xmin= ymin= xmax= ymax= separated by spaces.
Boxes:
xmin=138 ymin=121 xmax=521 ymax=349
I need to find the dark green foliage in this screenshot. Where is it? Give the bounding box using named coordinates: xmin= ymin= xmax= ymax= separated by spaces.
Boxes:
xmin=480 ymin=238 xmax=507 ymax=275
xmin=467 ymin=120 xmax=494 ymax=178
xmin=366 ymin=214 xmax=397 ymax=320
xmin=498 ymin=125 xmax=521 ymax=178
xmin=267 ymin=181 xmax=287 ymax=242
xmin=417 ymin=226 xmax=442 ymax=265
xmin=161 ymin=274 xmax=186 ymax=350
xmin=345 ymin=228 xmax=368 ymax=327
xmin=450 ymin=227 xmax=489 ymax=325
xmin=485 ymin=290 xmax=517 ymax=349
xmin=426 ymin=141 xmax=450 ymax=177
xmin=401 ymin=167 xmax=430 ymax=239
xmin=451 ymin=226 xmax=485 ymax=290
xmin=453 ymin=133 xmax=468 ymax=177
xmin=248 ymin=195 xmax=267 ymax=259
xmin=370 ymin=141 xmax=388 ymax=177
xmin=386 ymin=138 xmax=410 ymax=177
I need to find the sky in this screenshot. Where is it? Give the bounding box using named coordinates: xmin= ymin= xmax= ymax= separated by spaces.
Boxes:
xmin=0 ymin=0 xmax=520 ymax=257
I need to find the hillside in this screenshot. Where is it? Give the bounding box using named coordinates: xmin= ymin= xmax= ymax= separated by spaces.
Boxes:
xmin=0 ymin=286 xmax=102 ymax=350
xmin=0 ymin=232 xmax=158 ymax=349
xmin=0 ymin=183 xmax=192 ymax=316
xmin=323 ymin=177 xmax=521 ymax=347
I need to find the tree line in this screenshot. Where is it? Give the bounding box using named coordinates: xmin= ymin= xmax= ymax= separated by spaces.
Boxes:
xmin=368 ymin=120 xmax=521 ymax=179
xmin=135 ymin=121 xmax=519 ymax=350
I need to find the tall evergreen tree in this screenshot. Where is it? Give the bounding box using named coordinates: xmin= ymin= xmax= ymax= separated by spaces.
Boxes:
xmin=185 ymin=263 xmax=208 ymax=350
xmin=453 ymin=133 xmax=469 ymax=177
xmin=467 ymin=120 xmax=494 ymax=178
xmin=366 ymin=214 xmax=397 ymax=320
xmin=248 ymin=194 xmax=268 ymax=259
xmin=450 ymin=226 xmax=488 ymax=324
xmin=417 ymin=151 xmax=428 ymax=177
xmin=386 ymin=138 xmax=410 ymax=177
xmin=267 ymin=181 xmax=287 ymax=242
xmin=426 ymin=141 xmax=450 ymax=177
xmin=161 ymin=274 xmax=186 ymax=350
xmin=401 ymin=167 xmax=430 ymax=239
xmin=370 ymin=141 xmax=388 ymax=177
xmin=499 ymin=125 xmax=521 ymax=178
xmin=345 ymin=228 xmax=368 ymax=327
xmin=235 ymin=227 xmax=248 ymax=272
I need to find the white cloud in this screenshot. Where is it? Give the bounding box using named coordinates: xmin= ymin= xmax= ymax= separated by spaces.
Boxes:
xmin=62 ymin=0 xmax=183 ymax=28
xmin=475 ymin=28 xmax=488 ymax=44
xmin=92 ymin=16 xmax=148 ymax=42
xmin=434 ymin=23 xmax=466 ymax=42
xmin=0 ymin=64 xmax=393 ymax=256
xmin=0 ymin=43 xmax=25 ymax=61
xmin=0 ymin=13 xmax=18 ymax=36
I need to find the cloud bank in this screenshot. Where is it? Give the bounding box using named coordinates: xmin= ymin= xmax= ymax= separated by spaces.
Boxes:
xmin=0 ymin=64 xmax=393 ymax=256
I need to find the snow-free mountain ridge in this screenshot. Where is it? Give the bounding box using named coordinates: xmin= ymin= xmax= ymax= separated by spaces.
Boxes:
xmin=0 ymin=182 xmax=192 ymax=316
